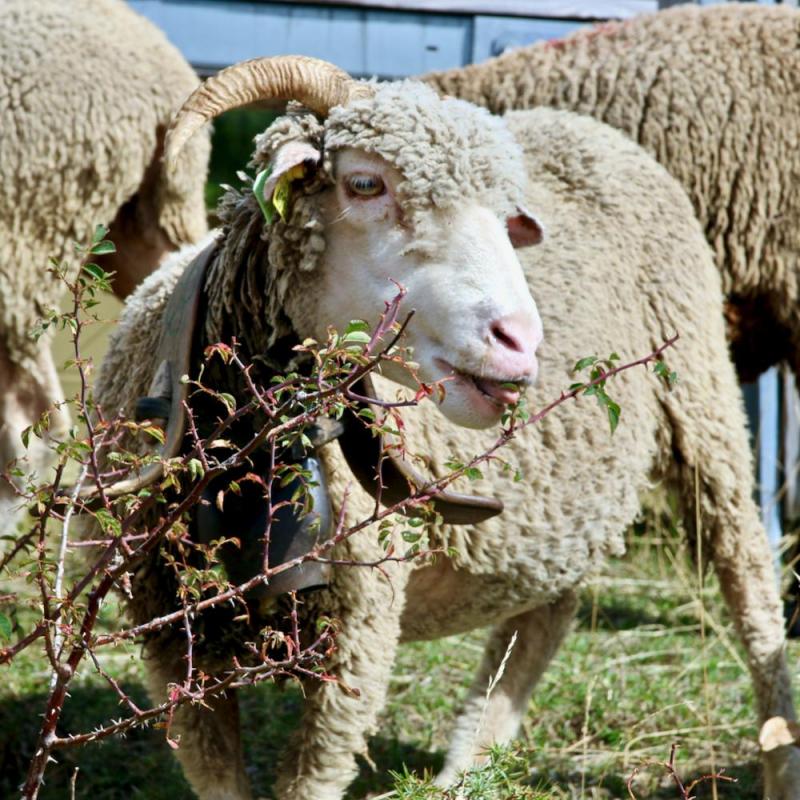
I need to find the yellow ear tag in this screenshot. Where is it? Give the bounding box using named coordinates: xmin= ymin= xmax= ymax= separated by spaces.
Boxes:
xmin=272 ymin=163 xmax=307 ymax=222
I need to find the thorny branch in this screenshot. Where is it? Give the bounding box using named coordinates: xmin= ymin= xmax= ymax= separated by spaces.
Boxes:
xmin=0 ymin=230 xmax=679 ymax=799
xmin=626 ymin=742 xmax=736 ymax=800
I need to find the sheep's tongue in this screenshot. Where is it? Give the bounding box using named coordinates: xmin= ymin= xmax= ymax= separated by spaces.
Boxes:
xmin=474 ymin=377 xmax=520 ymax=405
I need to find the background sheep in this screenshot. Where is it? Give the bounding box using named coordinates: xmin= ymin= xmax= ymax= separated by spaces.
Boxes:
xmin=423 ymin=2 xmax=800 ymax=386
xmin=0 ymin=0 xmax=210 ymax=522
xmin=93 ymin=56 xmax=800 ymax=799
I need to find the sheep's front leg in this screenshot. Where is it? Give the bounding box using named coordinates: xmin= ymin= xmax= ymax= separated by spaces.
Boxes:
xmin=143 ymin=639 xmax=253 ymax=800
xmin=0 ymin=343 xmax=67 ymax=532
xmin=274 ymin=560 xmax=409 ymax=800
xmin=437 ymin=591 xmax=578 ymax=786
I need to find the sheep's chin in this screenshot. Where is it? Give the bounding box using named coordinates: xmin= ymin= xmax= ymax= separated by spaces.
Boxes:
xmin=433 ymin=376 xmax=508 ymax=429
xmin=376 ymin=360 xmax=507 ymax=430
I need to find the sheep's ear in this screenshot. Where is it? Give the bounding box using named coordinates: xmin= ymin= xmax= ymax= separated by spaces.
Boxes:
xmin=263 ymin=141 xmax=321 ymax=198
xmin=507 ymin=206 xmax=543 ymax=248
xmin=254 ymin=141 xmax=322 ymax=223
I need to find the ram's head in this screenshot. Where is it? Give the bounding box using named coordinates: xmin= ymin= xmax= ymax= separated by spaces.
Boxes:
xmin=166 ymin=56 xmax=543 ymax=429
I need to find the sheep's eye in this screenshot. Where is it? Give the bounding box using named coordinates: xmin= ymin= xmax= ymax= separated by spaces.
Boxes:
xmin=346 ymin=173 xmax=385 ymax=197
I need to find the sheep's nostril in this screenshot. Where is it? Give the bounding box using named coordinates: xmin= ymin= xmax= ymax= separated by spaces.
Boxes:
xmin=491 ymin=322 xmax=523 ymax=353
xmin=486 ymin=313 xmax=542 ymax=381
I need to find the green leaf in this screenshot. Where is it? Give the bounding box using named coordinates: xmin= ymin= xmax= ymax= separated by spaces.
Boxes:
xmin=92 ymin=224 xmax=108 ymax=243
xmin=345 ymin=320 xmax=370 ymax=335
xmin=272 ymin=173 xmax=292 ymax=221
xmin=654 ymin=360 xmax=679 ymax=387
xmin=0 ymin=613 xmax=11 ymax=642
xmin=218 ymin=393 xmax=236 ymax=414
xmin=83 ymin=263 xmax=106 ymax=280
xmin=94 ymin=509 xmax=122 ymax=537
xmin=606 ymin=400 xmax=621 ymax=433
xmin=464 ymin=466 xmax=483 ymax=481
xmin=142 ymin=425 xmax=166 ymax=445
xmin=340 ymin=330 xmax=371 ymax=347
xmin=90 ymin=240 xmax=116 ymax=256
xmin=573 ymin=356 xmax=597 ymax=372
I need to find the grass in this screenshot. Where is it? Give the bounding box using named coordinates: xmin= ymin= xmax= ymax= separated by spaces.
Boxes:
xmin=2 ymin=515 xmax=798 ymax=799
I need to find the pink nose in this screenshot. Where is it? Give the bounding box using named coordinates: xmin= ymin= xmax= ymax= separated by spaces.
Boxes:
xmin=487 ymin=312 xmax=542 ymax=380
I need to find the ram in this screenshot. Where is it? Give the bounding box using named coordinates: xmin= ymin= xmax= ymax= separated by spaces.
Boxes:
xmin=0 ymin=0 xmax=210 ymax=521
xmin=424 ymin=2 xmax=800 ymax=384
xmin=94 ymin=57 xmax=799 ymax=799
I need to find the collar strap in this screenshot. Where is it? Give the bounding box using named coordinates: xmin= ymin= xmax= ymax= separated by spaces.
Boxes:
xmin=87 ymin=240 xmax=503 ymax=526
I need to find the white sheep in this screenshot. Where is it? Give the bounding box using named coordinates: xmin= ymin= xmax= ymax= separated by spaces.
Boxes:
xmin=0 ymin=0 xmax=210 ymax=523
xmin=423 ymin=2 xmax=800 ymax=385
xmin=94 ymin=57 xmax=800 ymax=799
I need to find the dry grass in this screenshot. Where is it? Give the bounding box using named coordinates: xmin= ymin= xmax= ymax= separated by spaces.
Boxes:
xmin=2 ymin=493 xmax=798 ymax=798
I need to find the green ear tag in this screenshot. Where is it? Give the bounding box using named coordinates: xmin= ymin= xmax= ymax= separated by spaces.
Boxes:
xmin=272 ymin=163 xmax=307 ymax=222
xmin=253 ymin=167 xmax=275 ymax=224
xmin=272 ymin=174 xmax=291 ymax=222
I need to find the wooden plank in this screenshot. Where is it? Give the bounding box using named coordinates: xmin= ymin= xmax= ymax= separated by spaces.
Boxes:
xmin=472 ymin=14 xmax=584 ymax=61
xmin=129 ymin=0 xmax=472 ymax=76
xmin=279 ymin=0 xmax=658 ymax=19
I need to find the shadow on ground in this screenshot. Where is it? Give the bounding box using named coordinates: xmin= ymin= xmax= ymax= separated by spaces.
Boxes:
xmin=530 ymin=759 xmax=760 ymax=799
xmin=0 ymin=679 xmax=442 ymax=799
xmin=0 ymin=682 xmax=190 ymax=799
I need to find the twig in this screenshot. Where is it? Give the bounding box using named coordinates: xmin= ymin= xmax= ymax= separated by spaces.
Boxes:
xmin=50 ymin=463 xmax=88 ymax=689
xmin=626 ymin=742 xmax=735 ymax=799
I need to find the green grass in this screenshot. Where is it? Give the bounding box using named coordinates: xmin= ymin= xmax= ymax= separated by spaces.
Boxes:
xmin=2 ymin=521 xmax=797 ymax=799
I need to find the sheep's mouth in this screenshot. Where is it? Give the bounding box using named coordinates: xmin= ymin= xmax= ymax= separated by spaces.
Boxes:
xmin=435 ymin=360 xmax=527 ymax=408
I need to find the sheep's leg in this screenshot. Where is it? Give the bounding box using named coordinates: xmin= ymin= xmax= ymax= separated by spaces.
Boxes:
xmin=703 ymin=510 xmax=800 ymax=799
xmin=437 ymin=591 xmax=578 ymax=786
xmin=274 ymin=564 xmax=408 ymax=800
xmin=0 ymin=342 xmax=67 ymax=534
xmin=664 ymin=348 xmax=800 ymax=799
xmin=143 ymin=641 xmax=253 ymax=800
xmin=684 ymin=488 xmax=800 ymax=798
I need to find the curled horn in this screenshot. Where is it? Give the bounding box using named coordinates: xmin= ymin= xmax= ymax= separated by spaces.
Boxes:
xmin=165 ymin=55 xmax=374 ymax=168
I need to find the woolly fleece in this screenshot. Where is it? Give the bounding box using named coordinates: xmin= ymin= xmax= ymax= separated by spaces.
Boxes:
xmin=0 ymin=0 xmax=210 ymax=523
xmin=0 ymin=0 xmax=210 ymax=369
xmin=424 ymin=3 xmax=800 ymax=382
xmin=94 ymin=102 xmax=800 ymax=799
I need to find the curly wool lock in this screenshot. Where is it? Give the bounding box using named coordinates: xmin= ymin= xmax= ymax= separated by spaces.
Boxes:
xmin=423 ymin=2 xmax=800 ymax=382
